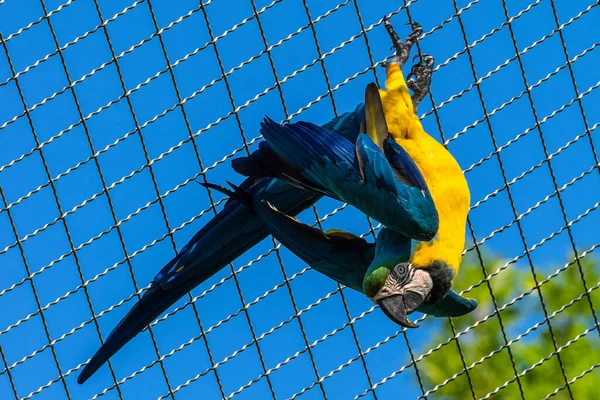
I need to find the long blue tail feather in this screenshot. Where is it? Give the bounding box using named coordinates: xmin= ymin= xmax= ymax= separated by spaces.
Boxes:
xmin=78 ymin=178 xmax=319 ymax=383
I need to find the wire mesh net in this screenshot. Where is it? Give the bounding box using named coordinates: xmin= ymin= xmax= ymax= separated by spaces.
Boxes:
xmin=1 ymin=0 xmax=599 ymax=399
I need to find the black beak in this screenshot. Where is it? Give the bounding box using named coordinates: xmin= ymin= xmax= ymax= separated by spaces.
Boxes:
xmin=378 ymin=291 xmax=425 ymax=328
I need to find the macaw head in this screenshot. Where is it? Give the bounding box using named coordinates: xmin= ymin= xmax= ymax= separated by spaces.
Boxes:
xmin=363 ymin=228 xmax=454 ymax=328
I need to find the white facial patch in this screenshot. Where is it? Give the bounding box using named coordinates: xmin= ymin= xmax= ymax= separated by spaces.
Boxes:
xmin=371 ymin=263 xmax=433 ymax=303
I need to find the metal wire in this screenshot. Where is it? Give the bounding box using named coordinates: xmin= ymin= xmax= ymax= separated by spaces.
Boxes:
xmin=451 ymin=1 xmax=573 ymax=397
xmin=421 ymin=277 xmax=600 ymax=398
xmin=411 ymin=2 xmax=525 ymax=398
xmin=0 ymin=344 xmax=18 ymax=399
xmin=1 ymin=0 xmax=599 ymax=399
xmin=0 ymin=0 xmax=591 ymax=352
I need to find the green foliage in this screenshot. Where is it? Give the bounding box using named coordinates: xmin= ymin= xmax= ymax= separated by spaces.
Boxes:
xmin=417 ymin=253 xmax=600 ymax=399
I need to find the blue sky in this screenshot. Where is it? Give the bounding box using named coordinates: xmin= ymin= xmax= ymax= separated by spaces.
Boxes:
xmin=0 ymin=0 xmax=599 ymax=399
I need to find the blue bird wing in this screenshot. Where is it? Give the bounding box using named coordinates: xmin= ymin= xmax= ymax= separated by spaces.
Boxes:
xmin=259 ymin=117 xmax=356 ymax=181
xmin=382 ymin=138 xmax=429 ymax=193
xmin=232 ymin=103 xmax=366 ymax=184
xmin=257 ymin=117 xmax=396 ymax=199
xmin=252 ymin=199 xmax=374 ymax=292
xmin=258 ymin=118 xmax=438 ymax=241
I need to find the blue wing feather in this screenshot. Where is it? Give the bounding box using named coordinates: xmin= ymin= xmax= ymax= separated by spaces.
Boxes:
xmin=252 ymin=199 xmax=374 ymax=292
xmin=260 ymin=117 xmax=356 ymax=169
xmin=259 ymin=118 xmax=439 ymax=241
xmin=355 ymin=134 xmax=398 ymax=194
xmin=383 ymin=138 xmax=429 ymax=193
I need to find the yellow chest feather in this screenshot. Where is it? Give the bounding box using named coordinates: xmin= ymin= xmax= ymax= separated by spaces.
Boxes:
xmin=379 ymin=66 xmax=470 ymax=273
xmin=398 ymin=134 xmax=470 ymax=272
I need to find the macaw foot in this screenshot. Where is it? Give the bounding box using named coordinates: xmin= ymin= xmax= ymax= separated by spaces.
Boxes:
xmin=382 ymin=16 xmax=422 ymax=69
xmin=407 ymin=54 xmax=434 ymax=112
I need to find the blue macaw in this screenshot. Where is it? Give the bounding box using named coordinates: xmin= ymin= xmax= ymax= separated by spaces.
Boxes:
xmin=77 ymin=17 xmax=476 ymax=384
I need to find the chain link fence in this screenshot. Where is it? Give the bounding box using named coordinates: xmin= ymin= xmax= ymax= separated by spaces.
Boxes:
xmin=0 ymin=0 xmax=599 ymax=399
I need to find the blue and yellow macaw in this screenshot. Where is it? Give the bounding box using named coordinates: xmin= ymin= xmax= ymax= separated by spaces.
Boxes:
xmin=77 ymin=17 xmax=476 ymax=384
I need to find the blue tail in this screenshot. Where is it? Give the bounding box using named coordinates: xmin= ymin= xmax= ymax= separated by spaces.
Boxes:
xmin=77 ymin=178 xmax=318 ymax=384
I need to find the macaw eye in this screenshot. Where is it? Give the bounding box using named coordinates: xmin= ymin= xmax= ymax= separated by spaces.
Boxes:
xmin=393 ymin=263 xmax=414 ymax=286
